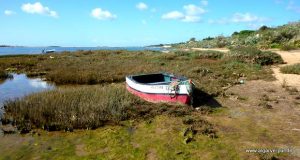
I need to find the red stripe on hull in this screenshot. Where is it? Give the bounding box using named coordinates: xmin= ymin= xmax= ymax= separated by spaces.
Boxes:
xmin=126 ymin=85 xmax=190 ymax=105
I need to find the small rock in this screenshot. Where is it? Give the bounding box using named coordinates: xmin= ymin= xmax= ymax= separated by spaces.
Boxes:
xmin=1 ymin=124 xmax=17 ymax=134
xmin=239 ymin=80 xmax=245 ymax=84
xmin=176 ymin=151 xmax=183 ymax=155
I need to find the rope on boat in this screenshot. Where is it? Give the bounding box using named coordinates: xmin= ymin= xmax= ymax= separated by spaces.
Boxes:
xmin=169 ymin=80 xmax=180 ymax=98
xmin=168 ymin=79 xmax=195 ymax=98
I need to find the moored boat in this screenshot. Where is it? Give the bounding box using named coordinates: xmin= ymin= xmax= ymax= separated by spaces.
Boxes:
xmin=126 ymin=73 xmax=194 ymax=105
xmin=42 ymin=49 xmax=56 ymax=53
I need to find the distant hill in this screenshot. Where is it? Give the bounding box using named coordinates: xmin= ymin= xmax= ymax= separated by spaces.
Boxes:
xmin=172 ymin=21 xmax=300 ymax=50
xmin=0 ymin=45 xmax=12 ymax=47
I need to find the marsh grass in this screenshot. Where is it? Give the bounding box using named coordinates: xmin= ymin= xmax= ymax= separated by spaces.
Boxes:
xmin=0 ymin=49 xmax=279 ymax=130
xmin=0 ymin=49 xmax=276 ymax=96
xmin=0 ymin=70 xmax=11 ymax=80
xmin=280 ymin=63 xmax=300 ymax=75
xmin=175 ymin=50 xmax=224 ymax=59
xmin=3 ymin=85 xmax=144 ymax=131
xmin=2 ymin=84 xmax=195 ymax=132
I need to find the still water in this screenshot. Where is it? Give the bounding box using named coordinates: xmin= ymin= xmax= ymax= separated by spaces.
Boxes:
xmin=0 ymin=46 xmax=162 ymax=56
xmin=0 ymin=74 xmax=55 ymax=117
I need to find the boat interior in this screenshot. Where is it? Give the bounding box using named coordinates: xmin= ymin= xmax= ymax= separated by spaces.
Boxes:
xmin=131 ymin=73 xmax=184 ymax=85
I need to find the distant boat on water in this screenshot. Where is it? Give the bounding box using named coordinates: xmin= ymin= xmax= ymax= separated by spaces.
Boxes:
xmin=42 ymin=49 xmax=56 ymax=53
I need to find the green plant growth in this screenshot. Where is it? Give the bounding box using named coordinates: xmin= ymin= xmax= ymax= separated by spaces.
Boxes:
xmin=229 ymin=46 xmax=284 ymax=65
xmin=280 ymin=63 xmax=300 ymax=75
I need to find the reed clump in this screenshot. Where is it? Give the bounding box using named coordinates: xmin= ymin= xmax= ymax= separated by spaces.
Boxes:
xmin=280 ymin=63 xmax=300 ymax=75
xmin=0 ymin=70 xmax=13 ymax=80
xmin=3 ymin=84 xmax=144 ymax=131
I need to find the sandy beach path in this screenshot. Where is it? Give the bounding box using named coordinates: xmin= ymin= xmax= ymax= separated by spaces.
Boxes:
xmin=271 ymin=50 xmax=300 ymax=90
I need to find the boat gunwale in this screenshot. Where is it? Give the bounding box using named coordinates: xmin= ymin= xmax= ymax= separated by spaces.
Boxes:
xmin=126 ymin=72 xmax=189 ymax=86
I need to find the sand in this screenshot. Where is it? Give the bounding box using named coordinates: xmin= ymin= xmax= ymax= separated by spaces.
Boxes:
xmin=271 ymin=49 xmax=300 ymax=90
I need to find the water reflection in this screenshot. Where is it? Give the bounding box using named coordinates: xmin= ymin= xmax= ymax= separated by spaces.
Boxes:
xmin=0 ymin=74 xmax=55 ymax=117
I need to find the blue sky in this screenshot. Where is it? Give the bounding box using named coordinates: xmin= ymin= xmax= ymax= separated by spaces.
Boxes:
xmin=0 ymin=0 xmax=299 ymax=47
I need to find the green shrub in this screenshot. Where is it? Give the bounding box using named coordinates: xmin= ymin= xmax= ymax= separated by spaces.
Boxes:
xmin=229 ymin=46 xmax=284 ymax=65
xmin=216 ymin=36 xmax=229 ymax=48
xmin=280 ymin=63 xmax=300 ymax=75
xmin=232 ymin=30 xmax=255 ymax=37
xmin=294 ymin=40 xmax=300 ymax=48
xmin=174 ymin=50 xmax=224 ymax=60
xmin=280 ymin=44 xmax=296 ymax=51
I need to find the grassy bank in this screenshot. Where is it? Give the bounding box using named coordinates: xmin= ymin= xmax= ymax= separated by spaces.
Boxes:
xmin=173 ymin=21 xmax=300 ymax=50
xmin=280 ymin=63 xmax=300 ymax=75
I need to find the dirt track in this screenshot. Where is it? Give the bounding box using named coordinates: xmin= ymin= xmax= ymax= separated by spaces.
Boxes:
xmin=270 ymin=50 xmax=300 ymax=90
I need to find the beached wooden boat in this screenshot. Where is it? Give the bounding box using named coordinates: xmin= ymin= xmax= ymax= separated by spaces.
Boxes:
xmin=126 ymin=73 xmax=194 ymax=105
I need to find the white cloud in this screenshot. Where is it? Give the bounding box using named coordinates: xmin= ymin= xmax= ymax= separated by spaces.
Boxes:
xmin=182 ymin=15 xmax=201 ymax=23
xmin=231 ymin=13 xmax=266 ymax=23
xmin=91 ymin=8 xmax=117 ymax=20
xmin=136 ymin=2 xmax=148 ymax=10
xmin=21 ymin=2 xmax=58 ymax=18
xmin=210 ymin=13 xmax=268 ymax=24
xmin=201 ymin=0 xmax=209 ymax=6
xmin=162 ymin=4 xmax=206 ymax=23
xmin=162 ymin=11 xmax=185 ymax=20
xmin=4 ymin=10 xmax=16 ymax=16
xmin=287 ymin=1 xmax=300 ymax=13
xmin=183 ymin=4 xmax=206 ymax=16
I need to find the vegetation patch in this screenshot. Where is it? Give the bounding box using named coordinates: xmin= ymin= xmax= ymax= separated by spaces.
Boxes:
xmin=0 ymin=50 xmax=273 ymax=96
xmin=2 ymin=85 xmax=143 ymax=132
xmin=280 ymin=63 xmax=300 ymax=75
xmin=2 ymin=84 xmax=196 ymax=132
xmin=175 ymin=50 xmax=224 ymax=60
xmin=0 ymin=70 xmax=11 ymax=80
xmin=172 ymin=21 xmax=300 ymax=50
xmin=228 ymin=46 xmax=284 ymax=65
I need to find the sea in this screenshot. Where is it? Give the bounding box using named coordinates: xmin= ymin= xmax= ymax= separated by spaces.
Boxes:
xmin=0 ymin=46 xmax=163 ymax=56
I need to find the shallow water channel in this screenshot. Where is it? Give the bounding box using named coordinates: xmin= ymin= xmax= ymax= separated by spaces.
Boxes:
xmin=0 ymin=74 xmax=55 ymax=119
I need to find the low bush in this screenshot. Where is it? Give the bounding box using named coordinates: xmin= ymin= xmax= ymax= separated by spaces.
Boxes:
xmin=229 ymin=46 xmax=284 ymax=65
xmin=280 ymin=63 xmax=300 ymax=75
xmin=174 ymin=50 xmax=224 ymax=60
xmin=279 ymin=44 xmax=296 ymax=51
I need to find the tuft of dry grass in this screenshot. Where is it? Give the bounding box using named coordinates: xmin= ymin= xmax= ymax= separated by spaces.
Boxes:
xmin=280 ymin=63 xmax=300 ymax=75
